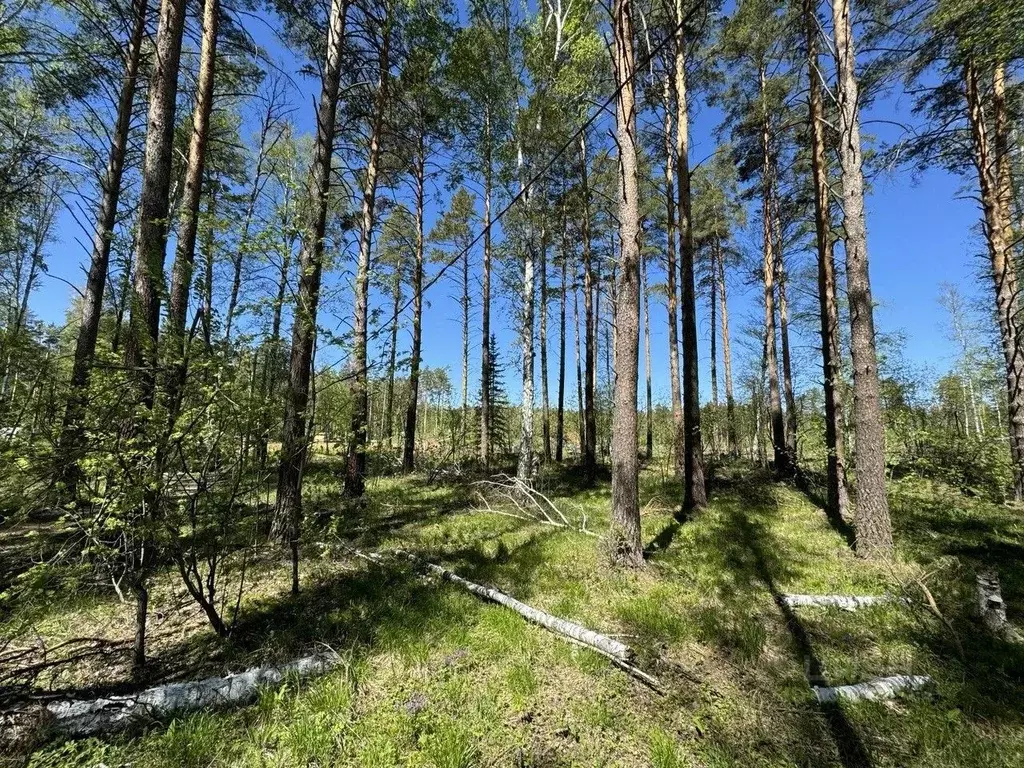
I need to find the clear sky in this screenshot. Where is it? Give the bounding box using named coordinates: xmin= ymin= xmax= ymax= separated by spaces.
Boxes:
xmin=30 ymin=3 xmax=985 ymax=409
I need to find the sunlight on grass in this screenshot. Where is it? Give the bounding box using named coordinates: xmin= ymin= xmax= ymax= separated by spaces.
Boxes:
xmin=15 ymin=462 xmax=1024 ymax=767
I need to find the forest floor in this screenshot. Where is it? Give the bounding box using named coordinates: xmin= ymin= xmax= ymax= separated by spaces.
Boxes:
xmin=3 ymin=458 xmax=1024 ymax=767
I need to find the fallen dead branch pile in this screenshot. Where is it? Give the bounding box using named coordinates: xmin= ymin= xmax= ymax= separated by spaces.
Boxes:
xmin=472 ymin=474 xmax=597 ymax=537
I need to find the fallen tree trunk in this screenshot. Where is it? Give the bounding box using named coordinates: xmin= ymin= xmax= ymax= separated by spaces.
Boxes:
xmin=975 ymin=570 xmax=1020 ymax=640
xmin=783 ymin=594 xmax=897 ymax=611
xmin=399 ymin=550 xmax=634 ymax=662
xmin=813 ymin=674 xmax=931 ymax=704
xmin=342 ymin=545 xmax=660 ymax=690
xmin=46 ymin=653 xmax=338 ymax=736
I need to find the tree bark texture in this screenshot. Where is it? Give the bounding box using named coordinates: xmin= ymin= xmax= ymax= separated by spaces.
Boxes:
xmin=608 ymin=0 xmax=643 ymax=566
xmin=556 ymin=237 xmax=567 ymax=462
xmin=403 ymin=146 xmax=426 ymax=472
xmin=274 ymin=0 xmax=348 ymax=554
xmin=580 ymin=135 xmax=598 ymax=479
xmin=540 ymin=223 xmax=551 ymax=463
xmin=718 ymin=243 xmax=738 ymax=456
xmin=517 ymin=141 xmax=536 ymax=483
xmin=832 ymin=0 xmax=893 ymax=557
xmin=759 ymin=65 xmax=790 ymax=477
xmin=345 ymin=21 xmax=389 ymax=498
xmin=166 ymin=0 xmax=219 ymax=413
xmin=59 ymin=0 xmax=149 ymax=480
xmin=662 ymin=74 xmax=684 ymax=478
xmin=977 ymin=60 xmax=1024 ymax=500
xmin=674 ymin=6 xmax=707 ymax=513
xmin=805 ymin=0 xmax=851 ymax=522
xmin=643 ymin=256 xmax=653 ymax=461
xmin=479 ymin=111 xmax=493 ymax=467
xmin=123 ymin=0 xmax=187 ymax=401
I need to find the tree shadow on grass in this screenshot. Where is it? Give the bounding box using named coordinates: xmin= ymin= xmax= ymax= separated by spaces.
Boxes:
xmin=688 ymin=475 xmax=874 ymax=767
xmin=891 ymin=481 xmax=1024 ymax=620
xmin=889 ymin=484 xmax=1024 ymax=726
xmin=793 ymin=467 xmax=857 ymax=550
xmin=16 ymin=520 xmax=555 ymax=714
xmin=644 ymin=521 xmax=681 ymax=557
xmin=319 ymin=475 xmax=476 ymax=552
xmin=534 ymin=462 xmax=611 ymax=496
xmin=729 ymin=507 xmax=872 ymax=767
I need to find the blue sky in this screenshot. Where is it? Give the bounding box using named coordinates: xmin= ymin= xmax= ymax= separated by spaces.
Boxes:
xmin=30 ymin=2 xmax=984 ymax=408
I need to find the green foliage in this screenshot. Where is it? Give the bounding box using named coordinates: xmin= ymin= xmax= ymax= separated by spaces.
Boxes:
xmin=159 ymin=713 xmax=224 ymax=768
xmin=418 ymin=719 xmax=479 ymax=768
xmin=649 ymin=728 xmax=685 ymax=768
xmin=13 ymin=465 xmax=1024 ymax=767
xmin=479 ymin=334 xmax=512 ymax=457
xmin=910 ymin=429 xmax=1013 ymax=501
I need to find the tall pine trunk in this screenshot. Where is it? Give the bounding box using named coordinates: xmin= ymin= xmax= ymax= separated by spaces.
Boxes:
xmin=709 ymin=240 xmax=718 ymax=457
xmin=992 ymin=61 xmax=1024 ymax=497
xmin=717 ymin=242 xmax=738 ymax=455
xmin=479 ymin=110 xmax=493 ymax=467
xmin=345 ymin=20 xmax=389 ymax=497
xmin=166 ymin=0 xmax=219 ymax=415
xmin=608 ymin=0 xmax=643 ymax=566
xmin=404 ymin=145 xmax=425 ymax=471
xmin=274 ymin=0 xmax=348 ymax=591
xmin=540 ymin=224 xmax=551 ymax=462
xmin=461 ymin=242 xmax=470 ymax=451
xmin=662 ymin=74 xmax=684 ymax=478
xmin=832 ymin=0 xmax=892 ymax=556
xmin=580 ymin=135 xmax=598 ymax=479
xmin=805 ymin=0 xmax=850 ymax=521
xmin=122 ymin=0 xmax=187 ymax=673
xmin=675 ymin=6 xmax=707 ymax=513
xmin=774 ymin=212 xmax=798 ymax=461
xmin=710 ymin=243 xmax=719 ymax=406
xmin=556 ymin=230 xmax=567 ymax=462
xmin=384 ymin=269 xmax=401 ymax=450
xmin=574 ymin=286 xmax=585 ymax=458
xmin=967 ymin=58 xmax=1024 ymax=500
xmin=642 ymin=256 xmax=653 ymax=461
xmin=517 ymin=141 xmax=536 ymax=482
xmin=201 ymin=188 xmax=216 ymax=320
xmin=59 ymin=0 xmax=149 ymax=483
xmin=124 ymin=0 xmax=186 ymax=400
xmin=759 ymin=65 xmax=790 ymax=477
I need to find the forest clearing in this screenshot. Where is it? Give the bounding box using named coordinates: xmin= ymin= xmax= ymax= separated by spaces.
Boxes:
xmin=2 ymin=0 xmax=1024 ymax=763
xmin=3 ymin=458 xmax=1022 ymax=767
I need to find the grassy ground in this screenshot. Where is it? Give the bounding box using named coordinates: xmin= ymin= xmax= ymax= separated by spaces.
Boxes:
xmin=4 ymin=458 xmax=1024 ymax=767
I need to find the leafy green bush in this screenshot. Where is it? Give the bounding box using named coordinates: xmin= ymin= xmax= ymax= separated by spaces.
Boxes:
xmin=909 ymin=430 xmax=1013 ymax=502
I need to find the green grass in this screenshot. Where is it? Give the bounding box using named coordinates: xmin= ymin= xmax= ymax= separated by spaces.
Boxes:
xmin=7 ymin=458 xmax=1024 ymax=767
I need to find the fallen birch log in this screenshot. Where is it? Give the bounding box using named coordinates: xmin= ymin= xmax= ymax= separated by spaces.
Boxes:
xmin=397 ymin=550 xmax=633 ymax=662
xmin=975 ymin=570 xmax=1020 ymax=640
xmin=46 ymin=653 xmax=339 ymax=736
xmin=782 ymin=594 xmax=899 ymax=611
xmin=812 ymin=674 xmax=931 ymax=704
xmin=341 ymin=546 xmax=661 ymax=691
